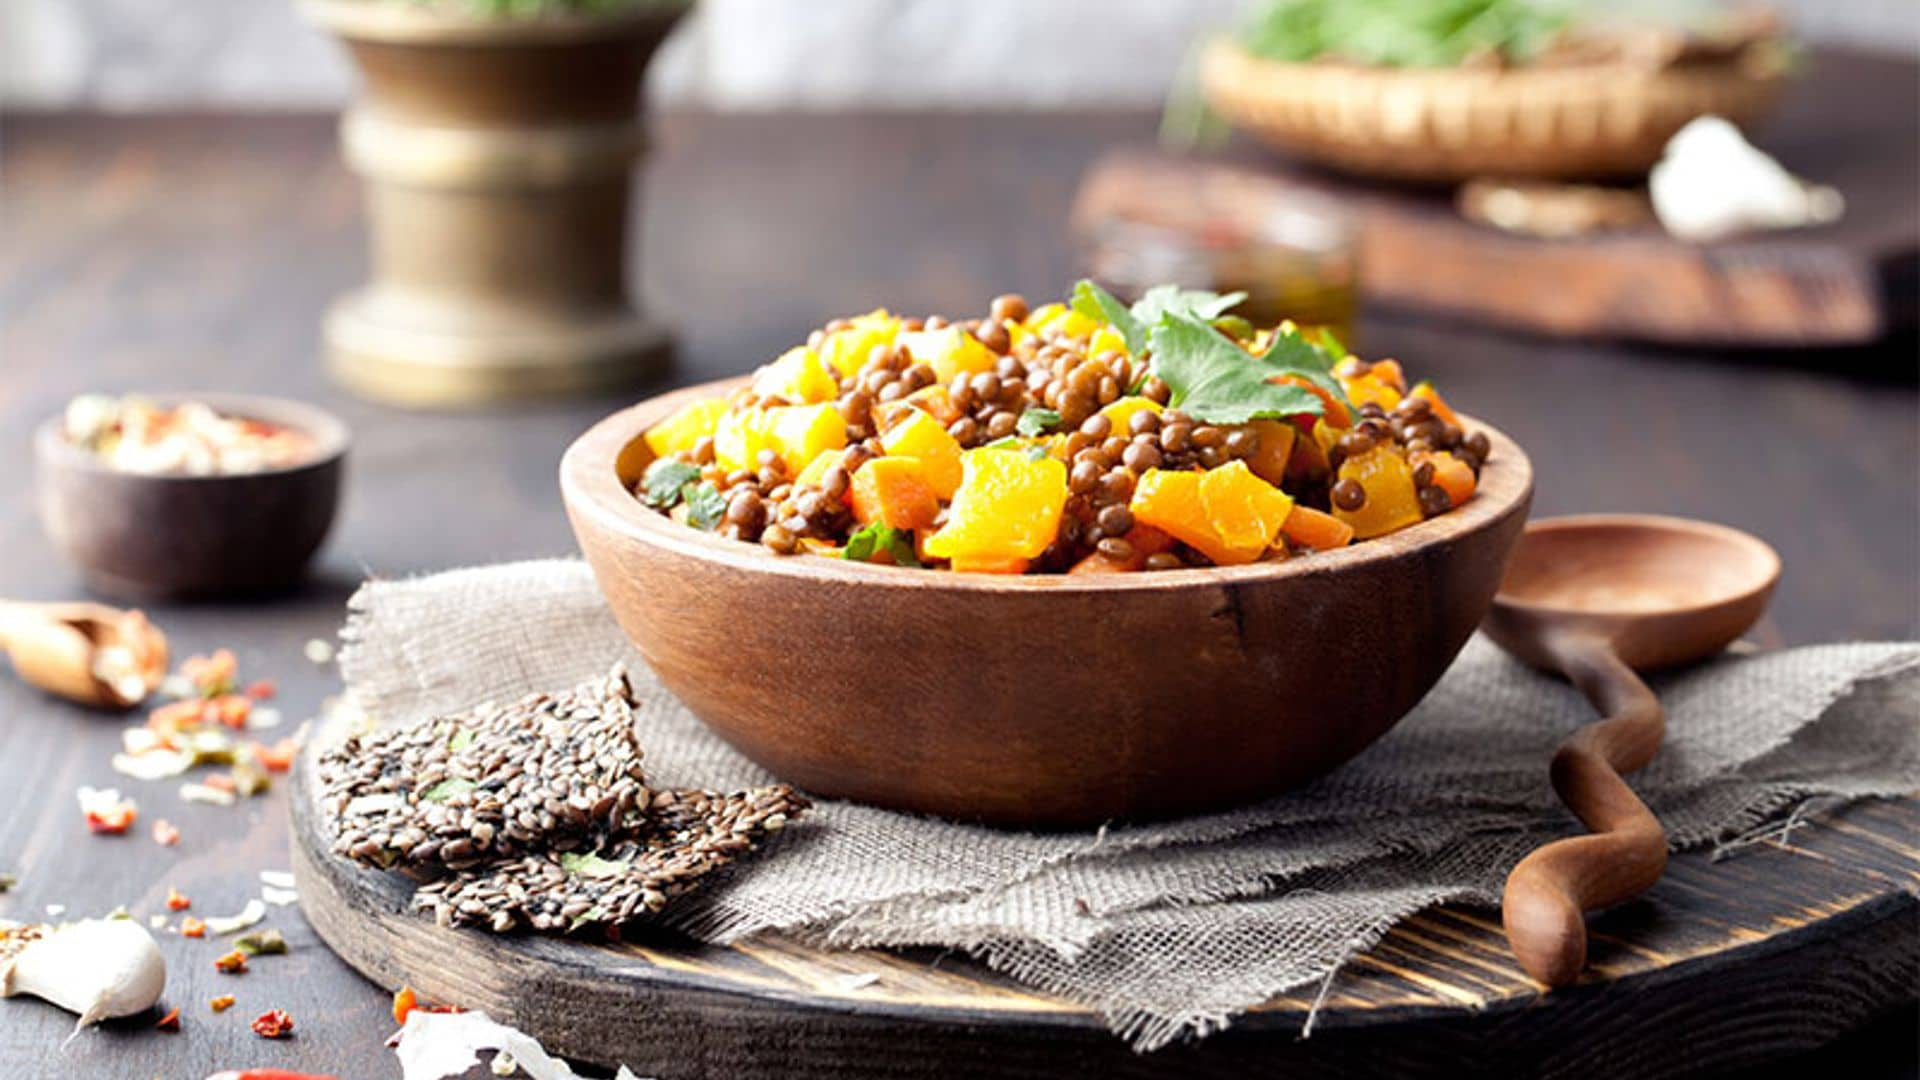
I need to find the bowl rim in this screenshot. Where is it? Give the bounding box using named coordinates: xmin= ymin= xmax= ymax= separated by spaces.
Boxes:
xmin=35 ymin=391 xmax=351 ymax=480
xmin=562 ymin=377 xmax=1534 ymax=594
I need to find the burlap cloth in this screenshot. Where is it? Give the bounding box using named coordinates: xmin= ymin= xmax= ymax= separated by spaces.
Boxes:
xmin=338 ymin=559 xmax=1920 ymax=1051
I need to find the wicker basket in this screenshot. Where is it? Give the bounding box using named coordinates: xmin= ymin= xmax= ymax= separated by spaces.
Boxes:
xmin=1202 ymin=39 xmax=1788 ymax=183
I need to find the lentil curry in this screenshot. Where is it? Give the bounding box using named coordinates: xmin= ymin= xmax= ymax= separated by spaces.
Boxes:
xmin=635 ymin=282 xmax=1490 ymax=573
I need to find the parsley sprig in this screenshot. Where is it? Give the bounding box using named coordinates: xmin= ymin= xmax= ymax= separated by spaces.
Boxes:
xmin=842 ymin=523 xmax=922 ymax=567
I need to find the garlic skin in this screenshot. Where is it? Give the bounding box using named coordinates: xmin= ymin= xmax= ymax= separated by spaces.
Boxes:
xmin=1650 ymin=116 xmax=1845 ymax=242
xmin=1 ymin=919 xmax=166 ymax=1032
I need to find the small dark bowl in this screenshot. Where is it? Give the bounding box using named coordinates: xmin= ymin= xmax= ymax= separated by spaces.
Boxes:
xmin=35 ymin=393 xmax=349 ymax=600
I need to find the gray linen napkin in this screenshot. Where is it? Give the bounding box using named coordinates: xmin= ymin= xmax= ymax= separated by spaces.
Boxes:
xmin=338 ymin=559 xmax=1920 ymax=1050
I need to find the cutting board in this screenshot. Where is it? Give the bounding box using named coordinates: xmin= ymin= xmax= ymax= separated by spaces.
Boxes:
xmin=289 ymin=723 xmax=1919 ymax=1078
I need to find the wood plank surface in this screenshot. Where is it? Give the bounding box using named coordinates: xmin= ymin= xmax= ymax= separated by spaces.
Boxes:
xmin=0 ymin=82 xmax=1916 ymax=1077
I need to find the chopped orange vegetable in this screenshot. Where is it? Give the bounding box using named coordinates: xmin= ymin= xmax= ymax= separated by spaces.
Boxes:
xmin=167 ymin=887 xmax=191 ymax=911
xmin=182 ymin=916 xmax=206 ymax=938
xmin=766 ymin=404 xmax=848 ymax=476
xmin=1410 ymin=381 xmax=1463 ymax=429
xmin=1267 ymin=374 xmax=1351 ymax=428
xmin=879 ymin=410 xmax=964 ymax=499
xmin=711 ymin=408 xmax=776 ymax=472
xmin=924 ymin=449 xmax=1068 ymax=565
xmin=250 ymin=739 xmax=298 ymax=773
xmin=209 ymin=994 xmax=235 ymax=1012
xmin=182 ymin=650 xmax=238 ymax=697
xmin=1132 ymin=464 xmax=1293 ymax=567
xmin=1339 ymin=371 xmax=1402 ymax=411
xmin=1281 ymin=505 xmax=1354 ymax=551
xmin=1370 ymin=360 xmax=1408 ymax=394
xmin=752 ymin=346 xmax=838 ymax=405
xmin=644 ymin=397 xmax=728 ymax=458
xmin=214 ymin=950 xmax=249 ymax=974
xmin=817 ymin=310 xmax=901 ymax=376
xmin=1243 ymin=419 xmax=1296 ymax=487
xmin=850 ymin=457 xmax=941 ymax=531
xmin=1333 ymin=448 xmax=1424 ymax=540
xmin=895 ymin=327 xmax=998 ymax=383
xmin=794 ymin=448 xmax=847 ymax=492
xmin=1419 ymin=451 xmax=1477 ymax=508
xmin=392 ymin=986 xmax=418 ymax=1025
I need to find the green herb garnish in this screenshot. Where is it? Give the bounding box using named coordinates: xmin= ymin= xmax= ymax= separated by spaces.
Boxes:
xmin=982 ymin=435 xmax=1023 ymax=450
xmin=1147 ymin=314 xmax=1351 ymax=425
xmin=843 ymin=523 xmax=922 ymax=568
xmin=1237 ymin=0 xmax=1574 ymax=69
xmin=683 ymin=481 xmax=727 ymax=530
xmin=1016 ymin=408 xmax=1062 ymax=437
xmin=1069 ymin=279 xmax=1248 ymax=355
xmin=558 ymin=852 xmax=629 ymax=879
xmin=639 ymin=459 xmax=700 ymax=509
xmin=420 ymin=778 xmax=478 ymax=803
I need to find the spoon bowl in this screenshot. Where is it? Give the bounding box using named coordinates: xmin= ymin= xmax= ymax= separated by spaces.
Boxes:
xmin=1483 ymin=514 xmax=1779 ymax=989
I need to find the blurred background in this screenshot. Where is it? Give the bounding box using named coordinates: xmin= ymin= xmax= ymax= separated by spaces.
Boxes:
xmin=5 ymin=0 xmax=1916 ymax=110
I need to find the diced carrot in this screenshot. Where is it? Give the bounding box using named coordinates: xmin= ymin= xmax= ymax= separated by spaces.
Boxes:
xmin=167 ymin=887 xmax=191 ymax=911
xmin=1370 ymin=359 xmax=1407 ymax=394
xmin=250 ymin=739 xmax=298 ymax=774
xmin=392 ymin=986 xmax=418 ymax=1025
xmin=849 ymin=457 xmax=941 ymax=531
xmin=1422 ymin=451 xmax=1477 ymax=507
xmin=1281 ymin=505 xmax=1354 ymax=551
xmin=1410 ymin=382 xmax=1462 ymax=429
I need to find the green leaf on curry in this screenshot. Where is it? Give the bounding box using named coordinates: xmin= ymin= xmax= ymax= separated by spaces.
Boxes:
xmin=842 ymin=522 xmax=922 ymax=568
xmin=1147 ymin=313 xmax=1351 ymax=425
xmin=1069 ymin=279 xmax=1249 ymax=356
xmin=638 ymin=459 xmax=700 ymax=509
xmin=1015 ymin=407 xmax=1062 ymax=437
xmin=683 ymin=481 xmax=728 ymax=531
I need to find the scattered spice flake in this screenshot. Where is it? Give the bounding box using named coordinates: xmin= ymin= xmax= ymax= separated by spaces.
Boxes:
xmin=213 ymin=949 xmax=249 ymax=974
xmin=392 ymin=986 xmax=417 ymax=1025
xmin=182 ymin=650 xmax=238 ymax=698
xmin=181 ymin=782 xmax=238 ymax=807
xmin=78 ymin=786 xmax=137 ymax=835
xmin=233 ymin=929 xmax=286 ymax=956
xmin=304 ymin=638 xmax=335 ymax=666
xmin=244 ymin=679 xmax=276 ymax=701
xmin=251 ymin=1009 xmax=294 ymax=1039
xmin=209 ymin=994 xmax=236 ymax=1012
xmin=153 ymin=819 xmax=182 ymax=847
xmin=156 ymin=1007 xmax=181 ymax=1032
xmin=204 ymin=899 xmax=266 ymax=935
xmin=181 ymin=916 xmax=207 ymax=938
xmin=167 ymin=887 xmax=191 ymax=911
xmin=249 ymin=739 xmax=299 ymax=774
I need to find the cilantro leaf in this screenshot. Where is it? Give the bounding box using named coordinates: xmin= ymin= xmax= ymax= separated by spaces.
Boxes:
xmin=982 ymin=435 xmax=1022 ymax=450
xmin=1128 ymin=284 xmax=1247 ymax=330
xmin=639 ymin=459 xmax=700 ymax=509
xmin=1147 ymin=314 xmax=1351 ymax=425
xmin=1016 ymin=407 xmax=1062 ymax=437
xmin=420 ymin=778 xmax=477 ymax=803
xmin=683 ymin=481 xmax=727 ymax=530
xmin=843 ymin=522 xmax=922 ymax=568
xmin=1070 ymin=280 xmax=1147 ymax=353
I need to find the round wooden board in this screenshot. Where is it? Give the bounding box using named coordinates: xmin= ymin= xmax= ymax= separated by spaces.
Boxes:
xmin=291 ymin=736 xmax=1919 ymax=1079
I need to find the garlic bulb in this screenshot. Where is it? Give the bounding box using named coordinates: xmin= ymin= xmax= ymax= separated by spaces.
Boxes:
xmin=1 ymin=919 xmax=166 ymax=1034
xmin=1650 ymin=116 xmax=1845 ymax=242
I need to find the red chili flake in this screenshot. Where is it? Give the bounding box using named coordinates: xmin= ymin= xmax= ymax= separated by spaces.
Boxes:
xmin=391 ymin=985 xmax=417 ymax=1025
xmin=86 ymin=804 xmax=136 ymax=835
xmin=155 ymin=1007 xmax=181 ymax=1032
xmin=181 ymin=916 xmax=207 ymax=938
xmin=214 ymin=949 xmax=249 ymax=974
xmin=215 ymin=694 xmax=254 ymax=730
xmin=209 ymin=994 xmax=236 ymax=1012
xmin=244 ymin=679 xmax=277 ymax=701
xmin=182 ymin=650 xmax=238 ymax=697
xmin=152 ymin=819 xmax=182 ymax=847
xmin=250 ymin=739 xmax=299 ymax=774
xmin=204 ymin=774 xmax=239 ymax=794
xmin=250 ymin=1009 xmax=294 ymax=1039
xmin=167 ymin=887 xmax=191 ymax=911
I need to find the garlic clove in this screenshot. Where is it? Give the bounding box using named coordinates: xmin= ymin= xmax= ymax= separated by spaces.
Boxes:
xmin=1 ymin=919 xmax=166 ymax=1035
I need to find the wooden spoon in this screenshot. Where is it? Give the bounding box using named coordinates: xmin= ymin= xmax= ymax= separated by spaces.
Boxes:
xmin=0 ymin=602 xmax=170 ymax=709
xmin=1482 ymin=514 xmax=1780 ymax=987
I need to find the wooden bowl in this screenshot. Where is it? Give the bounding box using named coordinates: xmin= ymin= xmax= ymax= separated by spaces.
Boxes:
xmin=1201 ymin=39 xmax=1788 ymax=183
xmin=35 ymin=393 xmax=349 ymax=600
xmin=561 ymin=379 xmax=1532 ymax=826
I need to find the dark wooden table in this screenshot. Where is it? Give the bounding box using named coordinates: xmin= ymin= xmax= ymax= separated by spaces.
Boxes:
xmin=1 ymin=99 xmax=1916 ymax=1078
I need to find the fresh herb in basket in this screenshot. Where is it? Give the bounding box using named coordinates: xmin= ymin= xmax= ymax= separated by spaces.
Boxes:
xmin=1237 ymin=0 xmax=1575 ymax=68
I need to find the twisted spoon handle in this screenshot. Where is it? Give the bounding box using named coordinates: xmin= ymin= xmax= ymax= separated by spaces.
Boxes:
xmin=1502 ymin=632 xmax=1668 ymax=987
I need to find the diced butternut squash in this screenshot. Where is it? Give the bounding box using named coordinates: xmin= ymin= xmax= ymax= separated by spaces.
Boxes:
xmin=1333 ymin=447 xmax=1423 ymax=540
xmin=1370 ymin=359 xmax=1407 ymax=395
xmin=817 ymin=310 xmax=901 ymax=377
xmin=850 ymin=456 xmax=940 ymax=531
xmin=753 ymin=346 xmax=839 ymax=405
xmin=712 ymin=408 xmax=776 ymax=471
xmin=1098 ymin=397 xmax=1163 ymax=435
xmin=1417 ymin=450 xmax=1477 ymax=508
xmin=1087 ymin=325 xmax=1128 ymax=358
xmin=644 ymin=397 xmax=728 ymax=458
xmin=1281 ymin=505 xmax=1354 ymax=551
xmin=795 ymin=448 xmax=847 ymax=491
xmin=895 ymin=328 xmax=998 ymax=383
xmin=1339 ymin=371 xmax=1403 ymax=411
xmin=1410 ymin=381 xmax=1463 ymax=429
xmin=1243 ymin=419 xmax=1296 ymax=487
xmin=765 ymin=404 xmax=848 ymax=476
xmin=1199 ymin=461 xmax=1295 ymax=559
xmin=924 ymin=449 xmax=1068 ymax=563
xmin=880 ymin=410 xmax=964 ymax=499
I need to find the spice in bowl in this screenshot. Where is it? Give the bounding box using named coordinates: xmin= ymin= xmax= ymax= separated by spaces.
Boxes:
xmin=63 ymin=395 xmax=315 ymax=476
xmin=634 ymin=281 xmax=1490 ymax=573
